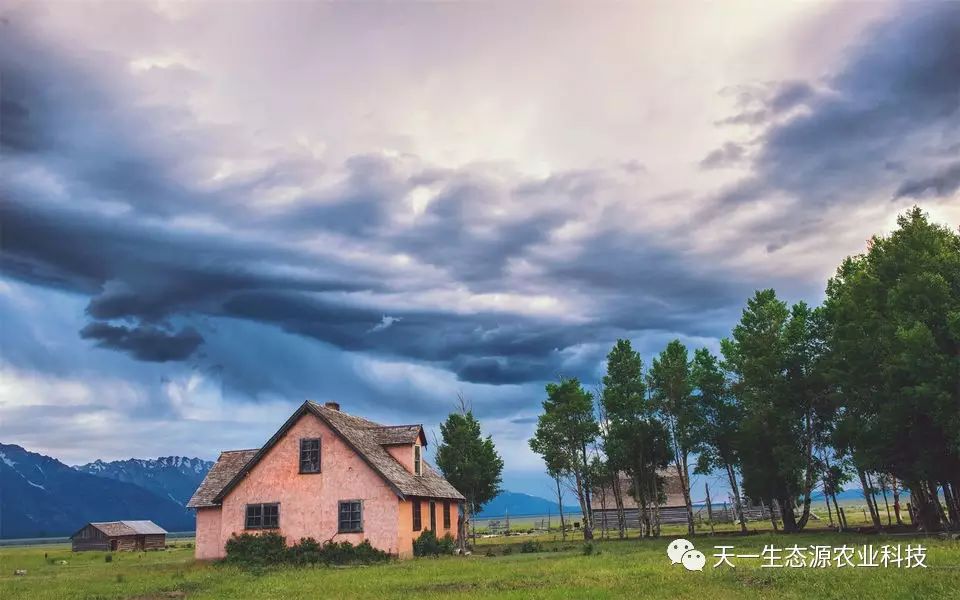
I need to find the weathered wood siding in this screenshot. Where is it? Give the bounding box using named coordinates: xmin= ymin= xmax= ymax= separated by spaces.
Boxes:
xmin=71 ymin=527 xmax=167 ymax=552
xmin=71 ymin=524 xmax=110 ymax=552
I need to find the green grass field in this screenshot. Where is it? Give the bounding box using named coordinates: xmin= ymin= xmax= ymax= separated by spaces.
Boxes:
xmin=2 ymin=528 xmax=958 ymax=600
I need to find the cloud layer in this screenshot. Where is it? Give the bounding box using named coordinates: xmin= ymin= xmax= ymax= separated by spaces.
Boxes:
xmin=1 ymin=1 xmax=957 ymax=496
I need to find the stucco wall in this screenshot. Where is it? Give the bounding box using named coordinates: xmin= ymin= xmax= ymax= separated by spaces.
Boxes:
xmin=208 ymin=413 xmax=402 ymax=558
xmin=385 ymin=444 xmax=415 ymax=473
xmin=400 ymin=497 xmax=461 ymax=557
xmin=195 ymin=507 xmax=223 ymax=559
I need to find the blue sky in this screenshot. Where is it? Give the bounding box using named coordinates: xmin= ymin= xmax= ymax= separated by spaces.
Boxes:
xmin=1 ymin=1 xmax=958 ymax=500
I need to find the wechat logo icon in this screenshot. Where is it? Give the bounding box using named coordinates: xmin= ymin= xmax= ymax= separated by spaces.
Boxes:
xmin=667 ymin=538 xmax=706 ymax=572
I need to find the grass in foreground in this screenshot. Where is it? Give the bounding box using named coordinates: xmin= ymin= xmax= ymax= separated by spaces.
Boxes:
xmin=1 ymin=532 xmax=958 ymax=600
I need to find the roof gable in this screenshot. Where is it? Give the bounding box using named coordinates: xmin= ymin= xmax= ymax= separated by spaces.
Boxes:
xmin=191 ymin=401 xmax=463 ymax=508
xmin=72 ymin=520 xmax=167 ymax=538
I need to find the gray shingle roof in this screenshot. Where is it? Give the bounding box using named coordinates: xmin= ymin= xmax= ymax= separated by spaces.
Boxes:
xmin=187 ymin=449 xmax=259 ymax=508
xmin=187 ymin=402 xmax=463 ymax=508
xmin=77 ymin=520 xmax=167 ymax=537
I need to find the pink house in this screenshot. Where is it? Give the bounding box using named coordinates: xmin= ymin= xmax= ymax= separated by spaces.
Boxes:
xmin=188 ymin=401 xmax=464 ymax=559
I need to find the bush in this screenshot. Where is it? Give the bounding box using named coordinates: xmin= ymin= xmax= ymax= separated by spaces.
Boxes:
xmin=224 ymin=532 xmax=391 ymax=567
xmin=519 ymin=540 xmax=542 ymax=554
xmin=582 ymin=542 xmax=594 ymax=556
xmin=224 ymin=532 xmax=289 ymax=566
xmin=104 ymin=554 xmax=113 ymax=563
xmin=412 ymin=530 xmax=456 ymax=557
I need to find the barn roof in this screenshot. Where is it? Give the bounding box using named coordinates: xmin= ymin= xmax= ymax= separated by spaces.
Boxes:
xmin=72 ymin=520 xmax=167 ymax=538
xmin=187 ymin=402 xmax=463 ymax=508
xmin=591 ymin=469 xmax=687 ymax=510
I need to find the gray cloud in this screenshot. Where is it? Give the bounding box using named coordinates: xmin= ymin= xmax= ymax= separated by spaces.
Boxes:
xmin=895 ymin=161 xmax=960 ymax=199
xmin=79 ymin=322 xmax=204 ymax=362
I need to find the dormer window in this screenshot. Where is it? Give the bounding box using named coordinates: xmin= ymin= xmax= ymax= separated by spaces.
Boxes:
xmin=299 ymin=438 xmax=320 ymax=473
xmin=414 ymin=444 xmax=422 ymax=476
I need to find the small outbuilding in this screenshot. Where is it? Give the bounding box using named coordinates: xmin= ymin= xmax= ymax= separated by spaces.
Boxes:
xmin=70 ymin=520 xmax=167 ymax=552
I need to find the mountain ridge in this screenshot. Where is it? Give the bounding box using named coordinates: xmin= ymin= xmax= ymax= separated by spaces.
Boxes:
xmin=0 ymin=443 xmax=195 ymax=539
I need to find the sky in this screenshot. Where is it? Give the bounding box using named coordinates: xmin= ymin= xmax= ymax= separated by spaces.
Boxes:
xmin=1 ymin=1 xmax=958 ymax=501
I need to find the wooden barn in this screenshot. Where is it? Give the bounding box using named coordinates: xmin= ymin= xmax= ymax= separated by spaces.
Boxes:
xmin=70 ymin=520 xmax=167 ymax=552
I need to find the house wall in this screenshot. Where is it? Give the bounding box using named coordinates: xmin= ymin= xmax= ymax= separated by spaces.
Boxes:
xmin=399 ymin=497 xmax=460 ymax=556
xmin=195 ymin=507 xmax=223 ymax=559
xmin=386 ymin=444 xmax=414 ymax=473
xmin=209 ymin=413 xmax=402 ymax=559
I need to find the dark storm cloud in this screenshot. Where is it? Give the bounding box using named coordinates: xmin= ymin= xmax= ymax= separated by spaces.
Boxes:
xmin=895 ymin=162 xmax=960 ymax=199
xmin=3 ymin=4 xmax=954 ymax=391
xmin=0 ymin=14 xmax=751 ymax=386
xmin=79 ymin=322 xmax=204 ymax=362
xmin=705 ymin=3 xmax=960 ymax=249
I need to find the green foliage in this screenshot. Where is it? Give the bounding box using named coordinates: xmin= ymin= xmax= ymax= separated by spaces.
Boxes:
xmin=599 ymin=339 xmax=672 ymax=522
xmin=103 ymin=554 xmax=112 ymax=563
xmin=529 ymin=377 xmax=600 ymax=538
xmin=435 ymin=409 xmax=504 ymax=518
xmin=824 ymin=206 xmax=960 ymax=528
xmin=581 ymin=542 xmax=594 ymax=555
xmin=519 ymin=540 xmax=542 ymax=553
xmin=224 ymin=532 xmax=390 ymax=566
xmin=224 ymin=532 xmax=289 ymax=566
xmin=412 ymin=530 xmax=456 ymax=557
xmin=721 ymin=290 xmax=826 ymax=530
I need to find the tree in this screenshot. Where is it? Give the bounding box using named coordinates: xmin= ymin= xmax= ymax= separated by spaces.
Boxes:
xmin=648 ymin=340 xmax=701 ymax=536
xmin=824 ymin=207 xmax=960 ymax=531
xmin=721 ymin=290 xmax=822 ymax=532
xmin=530 ymin=378 xmax=600 ymax=540
xmin=435 ymin=402 xmax=504 ymax=548
xmin=690 ymin=347 xmax=748 ymax=534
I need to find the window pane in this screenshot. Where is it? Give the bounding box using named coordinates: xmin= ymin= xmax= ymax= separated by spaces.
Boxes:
xmin=300 ymin=438 xmax=321 ymax=473
xmin=339 ymin=501 xmax=362 ymax=532
xmin=413 ymin=500 xmax=422 ymax=531
xmin=246 ymin=504 xmax=262 ymax=528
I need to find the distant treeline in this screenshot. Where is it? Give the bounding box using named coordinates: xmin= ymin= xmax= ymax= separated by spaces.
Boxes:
xmin=530 ymin=207 xmax=959 ymax=539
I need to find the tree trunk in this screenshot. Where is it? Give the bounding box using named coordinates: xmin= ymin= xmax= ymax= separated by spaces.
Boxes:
xmin=927 ymin=480 xmax=949 ymax=530
xmin=676 ymin=453 xmax=695 ymax=536
xmin=866 ymin=472 xmax=883 ymax=527
xmin=611 ymin=472 xmax=626 ymax=539
xmin=858 ymin=469 xmax=882 ymax=529
xmin=573 ymin=470 xmax=593 ymax=540
xmin=941 ymin=481 xmax=959 ymax=530
xmin=766 ymin=499 xmax=779 ymax=532
xmin=725 ymin=463 xmax=748 ymax=534
xmin=795 ymin=408 xmax=815 ymax=530
xmin=779 ymin=498 xmax=798 ymax=532
xmin=880 ymin=481 xmax=892 ymax=526
xmin=824 ymin=493 xmax=834 ymax=528
xmin=892 ymin=477 xmax=904 ymax=526
xmin=651 ymin=472 xmax=662 ymax=537
xmin=555 ymin=476 xmax=567 ymax=541
xmin=831 ymin=493 xmax=845 ymax=531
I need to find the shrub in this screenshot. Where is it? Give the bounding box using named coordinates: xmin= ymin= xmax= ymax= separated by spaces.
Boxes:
xmin=224 ymin=532 xmax=288 ymax=566
xmin=412 ymin=530 xmax=456 ymax=557
xmin=224 ymin=533 xmax=391 ymax=567
xmin=484 ymin=548 xmax=496 ymax=557
xmin=519 ymin=540 xmax=542 ymax=554
xmin=104 ymin=554 xmax=113 ymax=563
xmin=582 ymin=542 xmax=594 ymax=556
xmin=501 ymin=546 xmax=513 ymax=555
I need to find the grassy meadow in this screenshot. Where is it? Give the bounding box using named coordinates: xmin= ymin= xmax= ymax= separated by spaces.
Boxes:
xmin=2 ymin=528 xmax=959 ymax=600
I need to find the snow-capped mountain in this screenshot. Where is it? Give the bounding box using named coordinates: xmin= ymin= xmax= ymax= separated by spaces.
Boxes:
xmin=0 ymin=444 xmax=195 ymax=539
xmin=76 ymin=456 xmax=214 ymax=506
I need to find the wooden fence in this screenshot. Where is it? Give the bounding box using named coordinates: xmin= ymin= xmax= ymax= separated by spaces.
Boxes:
xmin=592 ymin=503 xmax=772 ymax=531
